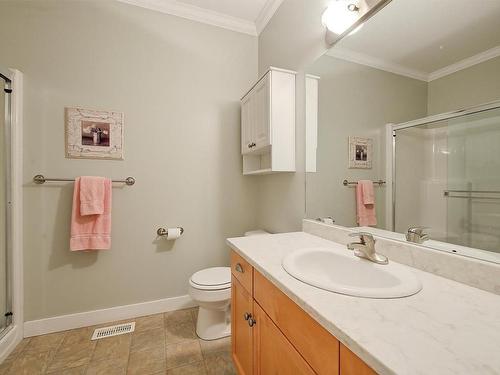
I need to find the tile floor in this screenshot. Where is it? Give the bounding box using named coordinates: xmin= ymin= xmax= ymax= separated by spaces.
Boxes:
xmin=0 ymin=308 xmax=235 ymax=375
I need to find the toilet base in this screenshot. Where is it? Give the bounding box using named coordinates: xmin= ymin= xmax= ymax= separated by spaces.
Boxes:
xmin=196 ymin=305 xmax=231 ymax=340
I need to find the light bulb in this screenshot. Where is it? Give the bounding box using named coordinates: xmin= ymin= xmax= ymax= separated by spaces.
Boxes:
xmin=322 ymin=0 xmax=362 ymax=35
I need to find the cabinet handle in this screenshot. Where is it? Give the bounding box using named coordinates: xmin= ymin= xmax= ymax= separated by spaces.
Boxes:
xmin=235 ymin=263 xmax=244 ymax=273
xmin=244 ymin=312 xmax=251 ymax=321
xmin=248 ymin=317 xmax=256 ymax=327
xmin=247 ymin=142 xmax=256 ymax=148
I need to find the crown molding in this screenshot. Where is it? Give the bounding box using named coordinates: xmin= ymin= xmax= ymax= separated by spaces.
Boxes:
xmin=326 ymin=48 xmax=429 ymax=82
xmin=327 ymin=45 xmax=500 ymax=83
xmin=428 ymin=45 xmax=500 ymax=81
xmin=255 ymin=0 xmax=284 ymax=35
xmin=117 ymin=0 xmax=257 ymax=36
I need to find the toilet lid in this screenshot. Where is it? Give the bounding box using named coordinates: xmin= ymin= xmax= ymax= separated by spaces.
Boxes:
xmin=190 ymin=267 xmax=231 ymax=289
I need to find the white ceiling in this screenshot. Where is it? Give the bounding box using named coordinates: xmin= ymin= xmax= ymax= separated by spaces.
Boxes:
xmin=117 ymin=0 xmax=284 ymax=35
xmin=329 ymin=0 xmax=500 ymax=81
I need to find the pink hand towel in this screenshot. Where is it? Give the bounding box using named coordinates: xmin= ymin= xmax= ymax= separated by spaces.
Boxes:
xmin=80 ymin=176 xmax=105 ymax=215
xmin=356 ymin=180 xmax=377 ymax=226
xmin=70 ymin=177 xmax=112 ymax=251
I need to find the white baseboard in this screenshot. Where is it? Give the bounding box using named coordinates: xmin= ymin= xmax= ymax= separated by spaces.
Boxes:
xmin=24 ymin=295 xmax=197 ymax=337
xmin=0 ymin=325 xmax=23 ymax=362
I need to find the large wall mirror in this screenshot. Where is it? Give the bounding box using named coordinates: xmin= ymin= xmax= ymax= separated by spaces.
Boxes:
xmin=305 ymin=0 xmax=500 ymax=264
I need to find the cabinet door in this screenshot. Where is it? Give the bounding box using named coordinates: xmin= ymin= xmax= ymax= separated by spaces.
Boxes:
xmin=252 ymin=74 xmax=271 ymax=152
xmin=232 ymin=276 xmax=253 ymax=375
xmin=340 ymin=345 xmax=376 ymax=375
xmin=241 ymin=95 xmax=253 ymax=154
xmin=253 ymin=303 xmax=315 ymax=375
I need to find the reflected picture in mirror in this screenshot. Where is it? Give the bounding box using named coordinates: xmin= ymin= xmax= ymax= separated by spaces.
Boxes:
xmin=305 ymin=0 xmax=500 ymax=264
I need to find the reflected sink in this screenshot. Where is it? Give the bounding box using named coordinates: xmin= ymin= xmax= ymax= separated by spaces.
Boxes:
xmin=282 ymin=246 xmax=422 ymax=298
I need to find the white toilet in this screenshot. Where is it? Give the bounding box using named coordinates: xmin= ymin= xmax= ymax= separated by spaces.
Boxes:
xmin=189 ymin=229 xmax=269 ymax=340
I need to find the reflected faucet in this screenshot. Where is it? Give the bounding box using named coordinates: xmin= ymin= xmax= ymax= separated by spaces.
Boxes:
xmin=347 ymin=232 xmax=388 ymax=265
xmin=406 ymin=226 xmax=429 ymax=244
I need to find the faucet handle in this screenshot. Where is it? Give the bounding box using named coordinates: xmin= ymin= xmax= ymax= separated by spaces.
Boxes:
xmin=407 ymin=226 xmax=428 ymax=235
xmin=349 ymin=232 xmax=375 ymax=244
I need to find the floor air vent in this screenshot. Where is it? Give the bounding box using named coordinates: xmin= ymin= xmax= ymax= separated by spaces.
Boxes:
xmin=91 ymin=322 xmax=135 ymax=340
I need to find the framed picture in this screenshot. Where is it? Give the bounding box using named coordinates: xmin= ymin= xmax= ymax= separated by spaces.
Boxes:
xmin=65 ymin=107 xmax=124 ymax=160
xmin=348 ymin=136 xmax=372 ymax=169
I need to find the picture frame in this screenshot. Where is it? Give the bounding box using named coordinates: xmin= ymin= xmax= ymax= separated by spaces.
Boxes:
xmin=348 ymin=136 xmax=372 ymax=169
xmin=65 ymin=107 xmax=124 ymax=160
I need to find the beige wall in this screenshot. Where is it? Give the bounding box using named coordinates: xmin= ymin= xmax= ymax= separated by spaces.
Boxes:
xmin=306 ymin=56 xmax=428 ymax=228
xmin=0 ymin=0 xmax=258 ymax=321
xmin=428 ymin=56 xmax=500 ymax=115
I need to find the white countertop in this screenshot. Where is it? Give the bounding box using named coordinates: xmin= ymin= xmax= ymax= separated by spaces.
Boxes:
xmin=227 ymin=232 xmax=500 ymax=375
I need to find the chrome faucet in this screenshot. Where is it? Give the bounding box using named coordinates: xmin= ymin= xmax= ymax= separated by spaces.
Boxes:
xmin=406 ymin=226 xmax=429 ymax=244
xmin=347 ymin=232 xmax=388 ymax=265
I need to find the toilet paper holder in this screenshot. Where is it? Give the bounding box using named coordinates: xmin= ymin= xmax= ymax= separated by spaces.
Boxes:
xmin=157 ymin=227 xmax=184 ymax=237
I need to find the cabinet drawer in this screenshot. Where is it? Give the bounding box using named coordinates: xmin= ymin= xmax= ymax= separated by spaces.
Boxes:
xmin=254 ymin=270 xmax=340 ymax=375
xmin=230 ymin=251 xmax=253 ymax=294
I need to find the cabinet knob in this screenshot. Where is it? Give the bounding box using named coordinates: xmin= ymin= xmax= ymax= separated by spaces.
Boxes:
xmin=244 ymin=312 xmax=251 ymax=321
xmin=235 ymin=263 xmax=244 ymax=273
xmin=248 ymin=317 xmax=256 ymax=327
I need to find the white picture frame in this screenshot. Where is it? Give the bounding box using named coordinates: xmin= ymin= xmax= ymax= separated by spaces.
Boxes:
xmin=65 ymin=107 xmax=124 ymax=160
xmin=348 ymin=136 xmax=372 ymax=169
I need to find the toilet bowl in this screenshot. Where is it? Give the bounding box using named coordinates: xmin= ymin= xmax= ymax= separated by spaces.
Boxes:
xmin=189 ymin=229 xmax=270 ymax=340
xmin=188 ymin=267 xmax=231 ymax=340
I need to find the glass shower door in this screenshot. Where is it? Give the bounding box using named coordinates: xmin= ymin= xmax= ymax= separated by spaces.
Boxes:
xmin=0 ymin=76 xmax=8 ymax=332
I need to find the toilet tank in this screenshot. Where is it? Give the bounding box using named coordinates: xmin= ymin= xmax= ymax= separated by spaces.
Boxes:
xmin=244 ymin=230 xmax=270 ymax=236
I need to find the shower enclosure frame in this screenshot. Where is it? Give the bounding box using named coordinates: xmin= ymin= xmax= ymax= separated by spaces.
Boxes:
xmin=0 ymin=66 xmax=23 ymax=361
xmin=386 ymin=99 xmax=500 ymax=236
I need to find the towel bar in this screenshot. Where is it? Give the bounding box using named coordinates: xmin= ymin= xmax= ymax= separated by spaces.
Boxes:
xmin=343 ymin=179 xmax=385 ymax=186
xmin=33 ymin=174 xmax=135 ymax=186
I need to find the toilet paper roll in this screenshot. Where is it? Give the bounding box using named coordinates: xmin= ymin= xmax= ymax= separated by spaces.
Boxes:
xmin=166 ymin=227 xmax=182 ymax=240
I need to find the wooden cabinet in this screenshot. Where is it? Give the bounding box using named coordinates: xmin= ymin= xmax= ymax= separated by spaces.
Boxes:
xmin=240 ymin=67 xmax=296 ymax=175
xmin=340 ymin=345 xmax=377 ymax=375
xmin=253 ymin=303 xmax=315 ymax=375
xmin=230 ymin=250 xmax=377 ymax=375
xmin=232 ymin=276 xmax=254 ymax=375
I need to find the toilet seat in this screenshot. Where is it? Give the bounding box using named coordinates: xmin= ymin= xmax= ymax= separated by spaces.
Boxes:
xmin=189 ymin=267 xmax=231 ymax=291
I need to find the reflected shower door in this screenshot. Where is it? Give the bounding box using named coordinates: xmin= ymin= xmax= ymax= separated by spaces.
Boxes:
xmin=446 ymin=108 xmax=500 ymax=253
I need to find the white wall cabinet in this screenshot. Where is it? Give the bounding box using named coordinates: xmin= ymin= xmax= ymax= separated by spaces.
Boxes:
xmin=240 ymin=67 xmax=296 ymax=175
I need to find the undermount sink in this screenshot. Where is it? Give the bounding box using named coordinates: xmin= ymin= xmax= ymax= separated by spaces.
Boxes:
xmin=282 ymin=246 xmax=422 ymax=298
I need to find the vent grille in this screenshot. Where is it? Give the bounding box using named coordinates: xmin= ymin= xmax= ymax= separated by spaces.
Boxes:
xmin=91 ymin=322 xmax=135 ymax=340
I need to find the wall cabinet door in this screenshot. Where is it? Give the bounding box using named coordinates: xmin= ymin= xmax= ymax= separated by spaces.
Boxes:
xmin=231 ymin=276 xmax=253 ymax=375
xmin=251 ymin=75 xmax=270 ymax=152
xmin=253 ymin=303 xmax=316 ymax=375
xmin=241 ymin=94 xmax=253 ymax=155
xmin=240 ymin=73 xmax=271 ymax=155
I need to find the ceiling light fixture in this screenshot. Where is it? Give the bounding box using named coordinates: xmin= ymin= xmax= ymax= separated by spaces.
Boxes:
xmin=322 ymin=0 xmax=363 ymax=35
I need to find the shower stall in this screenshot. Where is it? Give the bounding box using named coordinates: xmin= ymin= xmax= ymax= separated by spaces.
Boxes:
xmin=390 ymin=101 xmax=500 ymax=257
xmin=0 ymin=66 xmax=22 ymax=359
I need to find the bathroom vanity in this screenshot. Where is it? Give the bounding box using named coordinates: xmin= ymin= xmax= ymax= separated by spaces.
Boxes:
xmin=230 ymin=249 xmax=372 ymax=375
xmin=227 ymin=229 xmax=500 ymax=375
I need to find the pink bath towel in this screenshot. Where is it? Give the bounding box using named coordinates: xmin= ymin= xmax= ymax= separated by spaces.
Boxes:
xmin=80 ymin=176 xmax=105 ymax=215
xmin=356 ymin=180 xmax=377 ymax=226
xmin=70 ymin=177 xmax=112 ymax=251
